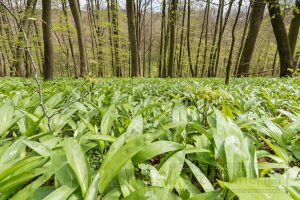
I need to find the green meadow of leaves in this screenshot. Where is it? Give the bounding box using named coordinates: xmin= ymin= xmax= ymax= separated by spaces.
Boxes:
xmin=0 ymin=78 xmax=299 ymax=199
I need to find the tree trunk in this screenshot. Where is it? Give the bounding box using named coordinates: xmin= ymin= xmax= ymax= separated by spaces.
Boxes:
xmin=42 ymin=0 xmax=54 ymax=80
xmin=111 ymin=0 xmax=121 ymax=77
xmin=186 ymin=0 xmax=194 ymax=77
xmin=201 ymin=1 xmax=210 ymax=77
xmin=237 ymin=0 xmax=266 ymax=77
xmin=234 ymin=5 xmax=251 ymax=75
xmin=167 ymin=0 xmax=178 ymax=77
xmin=158 ymin=0 xmax=166 ymax=77
xmin=288 ymin=0 xmax=300 ymax=57
xmin=69 ymin=0 xmax=87 ymax=77
xmin=268 ymin=0 xmax=293 ymax=77
xmin=225 ymin=0 xmax=242 ymax=84
xmin=177 ymin=0 xmax=187 ymax=77
xmin=126 ymin=0 xmax=139 ymax=77
xmin=194 ymin=2 xmax=208 ymax=77
xmin=14 ymin=0 xmax=37 ymax=77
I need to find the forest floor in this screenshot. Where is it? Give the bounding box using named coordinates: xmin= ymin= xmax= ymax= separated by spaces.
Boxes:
xmin=0 ymin=77 xmax=299 ymax=199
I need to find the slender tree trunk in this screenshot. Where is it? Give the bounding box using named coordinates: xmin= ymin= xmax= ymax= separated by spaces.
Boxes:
xmin=237 ymin=0 xmax=266 ymax=77
xmin=195 ymin=3 xmax=208 ymax=77
xmin=288 ymin=0 xmax=300 ymax=58
xmin=69 ymin=0 xmax=87 ymax=77
xmin=167 ymin=0 xmax=178 ymax=77
xmin=111 ymin=0 xmax=121 ymax=77
xmin=126 ymin=0 xmax=139 ymax=77
xmin=214 ymin=0 xmax=233 ymax=76
xmin=62 ymin=0 xmax=77 ymax=77
xmin=208 ymin=0 xmax=222 ymax=77
xmin=14 ymin=0 xmax=37 ymax=76
xmin=234 ymin=5 xmax=251 ymax=75
xmin=186 ymin=0 xmax=194 ymax=77
xmin=201 ymin=1 xmax=210 ymax=77
xmin=42 ymin=0 xmax=54 ymax=80
xmin=225 ymin=0 xmax=242 ymax=84
xmin=158 ymin=0 xmax=166 ymax=77
xmin=268 ymin=0 xmax=293 ymax=77
xmin=148 ymin=0 xmax=153 ymax=77
xmin=177 ymin=0 xmax=187 ymax=77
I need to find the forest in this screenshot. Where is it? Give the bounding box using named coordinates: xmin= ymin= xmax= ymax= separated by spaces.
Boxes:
xmin=0 ymin=0 xmax=300 ymax=200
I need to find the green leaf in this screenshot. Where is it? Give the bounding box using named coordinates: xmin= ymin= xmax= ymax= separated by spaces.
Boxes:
xmin=101 ymin=105 xmax=117 ymax=135
xmin=43 ymin=185 xmax=77 ymax=200
xmin=224 ymin=135 xmax=243 ymax=182
xmin=123 ymin=186 xmax=182 ymax=200
xmin=219 ymin=178 xmax=293 ymax=200
xmin=132 ymin=141 xmax=184 ymax=164
xmin=64 ymin=138 xmax=91 ymax=196
xmin=159 ymin=150 xmax=185 ymax=190
xmin=82 ymin=134 xmax=116 ymax=143
xmin=98 ymin=135 xmax=145 ymax=193
xmin=22 ymin=139 xmax=51 ymax=157
xmin=10 ymin=170 xmax=54 ymax=200
xmin=185 ymin=159 xmax=214 ymax=192
xmin=84 ymin=173 xmax=100 ymax=200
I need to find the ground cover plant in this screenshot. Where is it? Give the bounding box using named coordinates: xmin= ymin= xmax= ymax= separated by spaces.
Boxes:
xmin=0 ymin=78 xmax=299 ymax=199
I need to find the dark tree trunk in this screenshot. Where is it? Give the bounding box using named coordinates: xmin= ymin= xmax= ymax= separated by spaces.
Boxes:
xmin=126 ymin=0 xmax=139 ymax=77
xmin=177 ymin=0 xmax=186 ymax=77
xmin=158 ymin=0 xmax=166 ymax=77
xmin=111 ymin=0 xmax=121 ymax=77
xmin=237 ymin=0 xmax=266 ymax=77
xmin=288 ymin=0 xmax=300 ymax=57
xmin=167 ymin=0 xmax=178 ymax=77
xmin=268 ymin=0 xmax=293 ymax=77
xmin=225 ymin=0 xmax=242 ymax=84
xmin=69 ymin=0 xmax=88 ymax=77
xmin=42 ymin=0 xmax=54 ymax=80
xmin=186 ymin=0 xmax=194 ymax=77
xmin=14 ymin=0 xmax=37 ymax=77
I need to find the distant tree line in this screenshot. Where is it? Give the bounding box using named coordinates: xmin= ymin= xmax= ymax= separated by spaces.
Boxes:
xmin=0 ymin=0 xmax=299 ymax=81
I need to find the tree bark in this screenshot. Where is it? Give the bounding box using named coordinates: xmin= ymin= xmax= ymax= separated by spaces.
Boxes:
xmin=268 ymin=0 xmax=293 ymax=77
xmin=42 ymin=0 xmax=54 ymax=80
xmin=69 ymin=0 xmax=87 ymax=77
xmin=167 ymin=0 xmax=178 ymax=77
xmin=237 ymin=0 xmax=266 ymax=77
xmin=111 ymin=0 xmax=121 ymax=77
xmin=225 ymin=0 xmax=242 ymax=84
xmin=288 ymin=0 xmax=300 ymax=57
xmin=126 ymin=0 xmax=139 ymax=77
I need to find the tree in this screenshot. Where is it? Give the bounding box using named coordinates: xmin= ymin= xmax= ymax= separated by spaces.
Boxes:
xmin=167 ymin=0 xmax=179 ymax=77
xmin=225 ymin=0 xmax=242 ymax=84
xmin=126 ymin=0 xmax=139 ymax=77
xmin=42 ymin=0 xmax=54 ymax=81
xmin=111 ymin=0 xmax=121 ymax=77
xmin=14 ymin=0 xmax=37 ymax=76
xmin=69 ymin=0 xmax=87 ymax=77
xmin=236 ymin=0 xmax=266 ymax=77
xmin=158 ymin=0 xmax=166 ymax=77
xmin=288 ymin=0 xmax=300 ymax=57
xmin=268 ymin=0 xmax=293 ymax=77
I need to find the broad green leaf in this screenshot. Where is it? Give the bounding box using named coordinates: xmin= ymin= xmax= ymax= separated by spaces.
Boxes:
xmin=98 ymin=135 xmax=145 ymax=193
xmin=84 ymin=173 xmax=100 ymax=200
xmin=64 ymin=138 xmax=91 ymax=196
xmin=224 ymin=135 xmax=243 ymax=182
xmin=132 ymin=141 xmax=184 ymax=164
xmin=43 ymin=185 xmax=77 ymax=200
xmin=185 ymin=159 xmax=214 ymax=192
xmin=159 ymin=150 xmax=185 ymax=190
xmin=101 ymin=105 xmax=117 ymax=135
xmin=10 ymin=170 xmax=54 ymax=200
xmin=219 ymin=178 xmax=293 ymax=200
xmin=22 ymin=139 xmax=51 ymax=157
xmin=123 ymin=186 xmax=182 ymax=200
